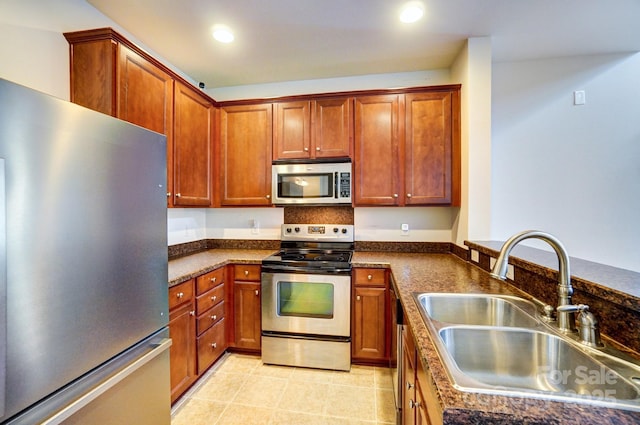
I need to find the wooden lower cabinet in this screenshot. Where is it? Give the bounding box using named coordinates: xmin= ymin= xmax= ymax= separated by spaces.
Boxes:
xmin=168 ymin=279 xmax=196 ymax=404
xmin=403 ymin=325 xmax=443 ymax=425
xmin=352 ymin=268 xmax=389 ymax=364
xmin=169 ymin=266 xmax=228 ymax=403
xmin=231 ymin=264 xmax=262 ymax=352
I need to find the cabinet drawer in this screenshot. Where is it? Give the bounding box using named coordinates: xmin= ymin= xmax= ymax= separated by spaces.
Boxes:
xmin=353 ymin=268 xmax=386 ymax=287
xmin=196 ymin=267 xmax=225 ymax=295
xmin=197 ymin=318 xmax=226 ymax=374
xmin=196 ymin=283 xmax=225 ymax=314
xmin=233 ymin=264 xmax=261 ymax=281
xmin=196 ymin=300 xmax=225 ymax=336
xmin=169 ymin=279 xmax=194 ymax=310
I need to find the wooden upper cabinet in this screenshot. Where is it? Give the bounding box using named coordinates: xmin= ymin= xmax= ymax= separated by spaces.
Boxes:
xmin=273 ymin=101 xmax=311 ymax=160
xmin=405 ymin=91 xmax=456 ymax=206
xmin=313 ymin=97 xmax=353 ymax=158
xmin=219 ymin=104 xmax=273 ymax=206
xmin=354 ymin=95 xmax=402 ymax=206
xmin=117 ymin=45 xmax=174 ymax=136
xmin=273 ymin=98 xmax=352 ymax=160
xmin=173 ymin=81 xmax=214 ymax=207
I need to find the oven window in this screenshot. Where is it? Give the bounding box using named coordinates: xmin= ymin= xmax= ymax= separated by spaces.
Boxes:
xmin=277 ymin=281 xmax=334 ymax=319
xmin=277 ymin=173 xmax=333 ymax=199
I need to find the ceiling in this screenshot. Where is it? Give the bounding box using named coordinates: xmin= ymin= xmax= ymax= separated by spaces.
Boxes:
xmin=86 ymin=0 xmax=640 ymax=89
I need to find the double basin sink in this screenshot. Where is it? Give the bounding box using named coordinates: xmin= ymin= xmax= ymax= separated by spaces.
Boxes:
xmin=413 ymin=293 xmax=640 ymax=410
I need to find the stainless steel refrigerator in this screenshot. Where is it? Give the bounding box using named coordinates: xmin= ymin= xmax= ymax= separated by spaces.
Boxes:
xmin=0 ymin=78 xmax=171 ymax=424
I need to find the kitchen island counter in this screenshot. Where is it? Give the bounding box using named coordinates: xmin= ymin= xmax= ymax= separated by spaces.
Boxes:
xmin=352 ymin=251 xmax=640 ymax=425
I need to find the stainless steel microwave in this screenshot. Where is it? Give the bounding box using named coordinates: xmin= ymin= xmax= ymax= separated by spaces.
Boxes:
xmin=271 ymin=160 xmax=352 ymax=205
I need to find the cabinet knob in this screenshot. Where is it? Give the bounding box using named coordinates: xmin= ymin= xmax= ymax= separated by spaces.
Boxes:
xmin=255 ymin=289 xmax=259 ymax=296
xmin=316 ymin=147 xmax=320 ymax=151
xmin=176 ymin=193 xmax=182 ymax=198
xmin=367 ymin=274 xmax=372 ymax=280
xmin=266 ymin=194 xmax=271 ymax=199
xmin=211 ymin=295 xmax=217 ymax=301
xmin=393 ymin=193 xmax=398 ymax=198
xmin=189 ymin=310 xmax=195 ymax=316
xmin=244 ymin=270 xmax=249 ymax=276
xmin=406 ymin=381 xmax=414 ymax=390
xmin=211 ymin=342 xmax=217 ymax=349
xmin=166 ymin=192 xmax=171 ymax=197
xmin=356 ymin=295 xmax=361 ymax=301
xmin=211 ymin=315 xmax=217 ymax=321
xmin=409 ymin=399 xmax=419 ymax=409
xmin=176 ymin=292 xmax=184 ymax=299
xmin=304 ymin=147 xmax=309 ymax=152
xmin=407 ymin=193 xmax=412 ymax=198
xmin=211 ymin=277 xmax=217 ymax=283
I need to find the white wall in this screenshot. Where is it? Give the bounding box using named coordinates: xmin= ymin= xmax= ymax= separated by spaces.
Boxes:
xmin=491 ymin=53 xmax=640 ymax=272
xmin=450 ymin=37 xmax=493 ymax=246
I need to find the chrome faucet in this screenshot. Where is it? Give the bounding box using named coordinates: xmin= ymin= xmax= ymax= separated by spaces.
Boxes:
xmin=490 ymin=230 xmax=576 ymax=333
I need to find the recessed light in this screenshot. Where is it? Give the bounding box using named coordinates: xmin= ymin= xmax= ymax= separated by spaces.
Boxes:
xmin=212 ymin=25 xmax=234 ymax=43
xmin=399 ymin=1 xmax=424 ymax=23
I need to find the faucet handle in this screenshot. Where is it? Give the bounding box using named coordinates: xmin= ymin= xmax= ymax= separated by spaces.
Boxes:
xmin=557 ymin=304 xmax=604 ymax=348
xmin=557 ymin=303 xmax=589 ymax=314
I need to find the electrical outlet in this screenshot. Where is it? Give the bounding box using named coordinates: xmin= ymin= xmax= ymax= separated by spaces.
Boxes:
xmin=250 ymin=219 xmax=259 ymax=234
xmin=401 ymin=223 xmax=409 ymax=235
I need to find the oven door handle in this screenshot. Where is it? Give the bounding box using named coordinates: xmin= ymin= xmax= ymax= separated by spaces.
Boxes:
xmin=261 ymin=331 xmax=351 ymax=343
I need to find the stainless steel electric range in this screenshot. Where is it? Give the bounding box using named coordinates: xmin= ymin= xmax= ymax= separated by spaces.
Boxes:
xmin=261 ymin=224 xmax=354 ymax=371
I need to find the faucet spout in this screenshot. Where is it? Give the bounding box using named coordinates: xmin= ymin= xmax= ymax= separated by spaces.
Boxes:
xmin=490 ymin=230 xmax=576 ymax=333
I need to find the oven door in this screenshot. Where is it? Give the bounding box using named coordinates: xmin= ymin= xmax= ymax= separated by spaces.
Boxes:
xmin=261 ymin=272 xmax=350 ymax=337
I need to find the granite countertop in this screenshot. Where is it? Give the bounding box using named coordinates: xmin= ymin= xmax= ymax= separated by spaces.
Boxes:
xmin=168 ymin=249 xmax=275 ymax=286
xmin=353 ymin=251 xmax=640 ymax=425
xmin=169 ymin=249 xmax=640 ymax=424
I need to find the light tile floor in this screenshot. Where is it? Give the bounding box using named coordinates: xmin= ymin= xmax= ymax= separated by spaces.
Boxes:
xmin=171 ymin=353 xmax=397 ymax=425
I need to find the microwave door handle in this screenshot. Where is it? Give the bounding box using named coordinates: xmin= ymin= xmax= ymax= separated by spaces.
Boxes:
xmin=334 ymin=172 xmax=338 ymax=199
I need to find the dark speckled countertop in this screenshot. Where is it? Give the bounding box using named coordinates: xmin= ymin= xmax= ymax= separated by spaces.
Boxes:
xmin=169 ymin=249 xmax=640 ymax=424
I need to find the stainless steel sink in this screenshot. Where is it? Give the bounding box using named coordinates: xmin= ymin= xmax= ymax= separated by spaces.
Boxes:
xmin=415 ymin=293 xmax=540 ymax=328
xmin=439 ymin=326 xmax=640 ymax=402
xmin=412 ymin=292 xmax=640 ymax=410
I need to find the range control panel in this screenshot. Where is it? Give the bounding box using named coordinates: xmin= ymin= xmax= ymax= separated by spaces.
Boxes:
xmin=281 ymin=224 xmax=354 ymax=242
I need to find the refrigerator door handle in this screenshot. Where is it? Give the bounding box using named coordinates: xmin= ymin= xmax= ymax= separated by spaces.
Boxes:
xmin=1 ymin=158 xmax=6 ymax=417
xmin=40 ymin=338 xmax=172 ymax=425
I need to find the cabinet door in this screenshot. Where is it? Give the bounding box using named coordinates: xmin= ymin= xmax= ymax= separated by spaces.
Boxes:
xmin=234 ymin=282 xmax=262 ymax=350
xmin=402 ymin=330 xmax=417 ymax=425
xmin=220 ymin=104 xmax=273 ymax=205
xmin=173 ymin=81 xmax=214 ymax=206
xmin=352 ymin=286 xmax=387 ymax=360
xmin=274 ymin=101 xmax=311 ymax=160
xmin=169 ymin=301 xmax=196 ymax=403
xmin=312 ymin=97 xmax=352 ymax=158
xmin=354 ymin=95 xmax=401 ymax=205
xmin=405 ymin=91 xmax=453 ymax=205
xmin=117 ymin=44 xmax=174 ymax=206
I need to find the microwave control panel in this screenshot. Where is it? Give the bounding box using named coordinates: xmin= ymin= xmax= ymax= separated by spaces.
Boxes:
xmin=338 ymin=172 xmax=351 ymax=198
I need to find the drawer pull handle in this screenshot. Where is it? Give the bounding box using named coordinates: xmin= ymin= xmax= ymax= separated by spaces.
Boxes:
xmin=367 ymin=274 xmax=372 ymax=280
xmin=211 ymin=295 xmax=217 ymax=301
xmin=244 ymin=270 xmax=249 ymax=276
xmin=211 ymin=315 xmax=217 ymax=321
xmin=176 ymin=292 xmax=184 ymax=299
xmin=211 ymin=277 xmax=217 ymax=283
xmin=255 ymin=289 xmax=259 ymax=296
xmin=211 ymin=342 xmax=217 ymax=349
